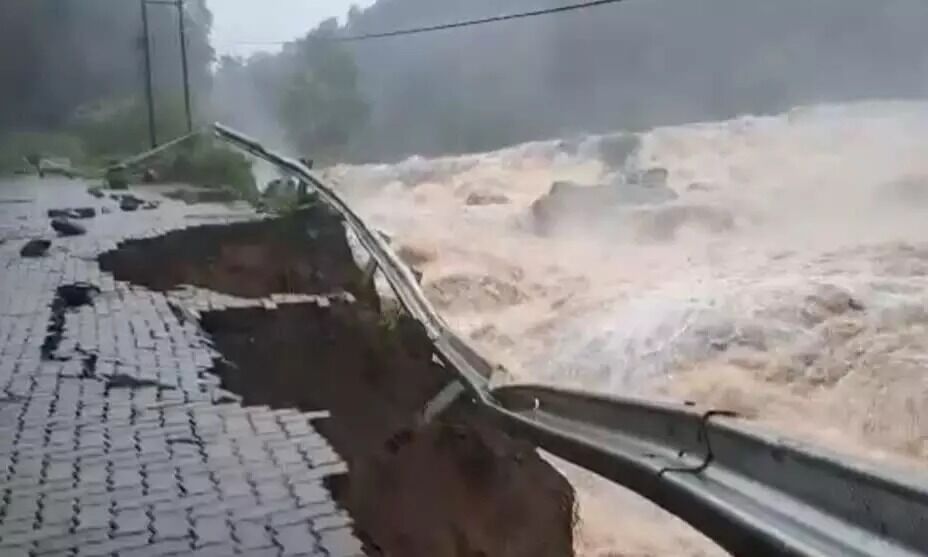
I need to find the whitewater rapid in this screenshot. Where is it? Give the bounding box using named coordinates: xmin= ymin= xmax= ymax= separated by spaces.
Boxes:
xmin=328 ymin=100 xmax=928 ymax=556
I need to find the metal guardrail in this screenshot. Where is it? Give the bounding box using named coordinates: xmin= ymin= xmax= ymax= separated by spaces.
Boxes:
xmin=492 ymin=386 xmax=928 ymax=557
xmin=213 ymin=123 xmax=928 ymax=557
xmin=107 ymin=131 xmax=201 ymax=171
xmin=213 ymin=124 xmax=493 ymax=400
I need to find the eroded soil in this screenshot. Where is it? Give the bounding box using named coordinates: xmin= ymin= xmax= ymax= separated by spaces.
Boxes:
xmin=100 ymin=207 xmax=575 ymax=557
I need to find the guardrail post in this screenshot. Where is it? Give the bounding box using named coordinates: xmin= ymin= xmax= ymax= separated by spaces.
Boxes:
xmin=420 ymin=380 xmax=467 ymax=424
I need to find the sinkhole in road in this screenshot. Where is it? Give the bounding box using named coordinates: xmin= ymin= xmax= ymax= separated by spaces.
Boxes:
xmin=99 ymin=207 xmax=576 ymax=557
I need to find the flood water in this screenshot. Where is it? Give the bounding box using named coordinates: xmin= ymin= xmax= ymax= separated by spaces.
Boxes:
xmin=328 ymin=100 xmax=928 ymax=556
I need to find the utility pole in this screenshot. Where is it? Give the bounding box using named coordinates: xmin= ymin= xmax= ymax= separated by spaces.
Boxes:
xmin=140 ymin=0 xmax=157 ymax=148
xmin=176 ymin=0 xmax=193 ymax=133
xmin=140 ymin=0 xmax=194 ymax=143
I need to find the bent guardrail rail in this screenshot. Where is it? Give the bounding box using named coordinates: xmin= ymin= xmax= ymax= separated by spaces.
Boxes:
xmin=213 ymin=123 xmax=928 ymax=557
xmin=492 ymin=385 xmax=928 ymax=557
xmin=107 ymin=131 xmax=202 ymax=172
xmin=213 ymin=124 xmax=493 ymax=400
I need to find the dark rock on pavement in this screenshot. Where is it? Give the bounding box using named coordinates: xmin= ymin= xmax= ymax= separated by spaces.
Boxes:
xmin=51 ymin=218 xmax=86 ymax=237
xmin=73 ymin=207 xmax=96 ymax=218
xmin=20 ymin=239 xmax=51 ymax=257
xmin=119 ymin=195 xmax=144 ymax=212
xmin=48 ymin=207 xmax=96 ymax=219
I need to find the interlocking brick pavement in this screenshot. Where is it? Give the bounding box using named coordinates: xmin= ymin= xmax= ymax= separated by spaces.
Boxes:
xmin=0 ymin=178 xmax=364 ymax=556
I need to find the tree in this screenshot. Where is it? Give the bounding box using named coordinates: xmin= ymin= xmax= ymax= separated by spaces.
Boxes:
xmin=277 ymin=36 xmax=370 ymax=161
xmin=0 ymin=0 xmax=214 ymax=134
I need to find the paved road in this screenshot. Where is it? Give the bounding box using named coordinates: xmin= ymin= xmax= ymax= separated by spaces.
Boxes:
xmin=0 ymin=177 xmax=363 ymax=557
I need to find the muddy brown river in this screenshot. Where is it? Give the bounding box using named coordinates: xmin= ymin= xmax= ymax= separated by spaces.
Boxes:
xmin=328 ymin=100 xmax=928 ymax=556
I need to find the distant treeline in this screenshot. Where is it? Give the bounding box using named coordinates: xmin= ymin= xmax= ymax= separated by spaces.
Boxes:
xmin=216 ymin=0 xmax=928 ymax=163
xmin=0 ymin=0 xmax=213 ymax=166
xmin=4 ymin=0 xmax=928 ymax=166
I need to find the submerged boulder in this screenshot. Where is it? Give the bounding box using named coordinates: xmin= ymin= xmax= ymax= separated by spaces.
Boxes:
xmin=465 ymin=191 xmax=511 ymax=206
xmin=531 ymin=169 xmax=677 ymax=234
xmin=530 ymin=181 xmax=617 ymax=234
xmin=629 ymin=203 xmax=735 ymax=241
xmin=612 ymin=167 xmax=677 ymax=204
xmin=878 ymin=175 xmax=928 ymax=205
xmin=596 ymin=133 xmax=641 ymax=168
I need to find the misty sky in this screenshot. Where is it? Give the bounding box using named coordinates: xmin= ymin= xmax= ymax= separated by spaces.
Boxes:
xmin=208 ymin=0 xmax=376 ymax=57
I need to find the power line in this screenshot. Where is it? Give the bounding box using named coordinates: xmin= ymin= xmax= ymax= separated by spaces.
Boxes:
xmin=228 ymin=0 xmax=630 ymax=46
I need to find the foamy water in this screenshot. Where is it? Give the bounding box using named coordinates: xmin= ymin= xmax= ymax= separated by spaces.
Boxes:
xmin=328 ymin=100 xmax=928 ymax=556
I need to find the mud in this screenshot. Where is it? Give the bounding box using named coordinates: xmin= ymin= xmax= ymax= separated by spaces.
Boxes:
xmin=100 ymin=209 xmax=576 ymax=557
xmin=99 ymin=205 xmax=372 ymax=302
xmin=203 ymin=304 xmax=574 ymax=557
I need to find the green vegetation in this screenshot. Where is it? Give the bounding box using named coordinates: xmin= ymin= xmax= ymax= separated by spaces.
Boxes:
xmin=0 ymin=132 xmax=84 ymax=174
xmin=214 ymin=27 xmax=370 ymax=164
xmin=0 ymin=0 xmax=217 ymax=179
xmin=1 ymin=97 xmax=256 ymax=197
xmin=277 ymin=37 xmax=370 ymax=162
xmin=71 ymin=98 xmax=189 ymax=161
xmin=0 ymin=0 xmax=213 ymax=134
xmin=160 ymin=139 xmax=257 ymax=200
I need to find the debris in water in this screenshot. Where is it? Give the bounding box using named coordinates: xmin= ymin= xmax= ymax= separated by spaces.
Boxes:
xmin=466 ymin=191 xmax=511 ymax=206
